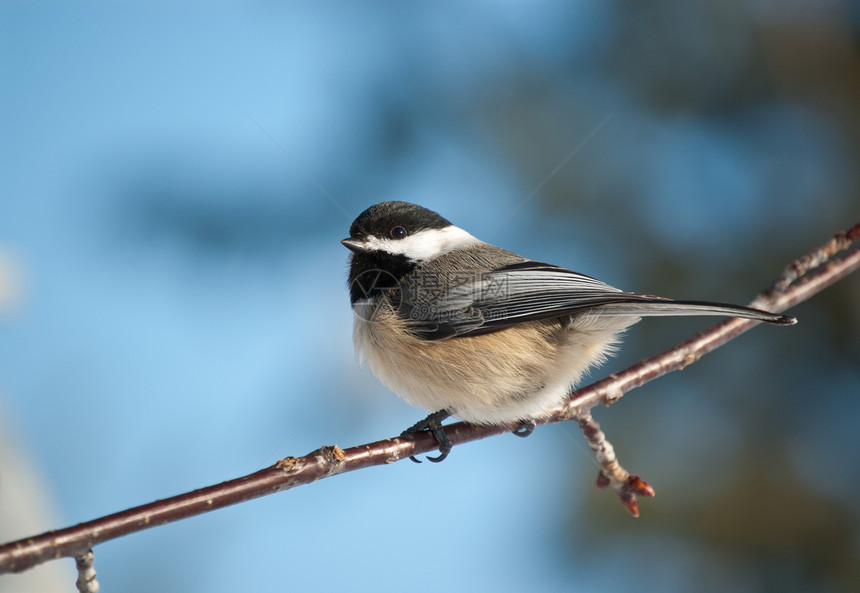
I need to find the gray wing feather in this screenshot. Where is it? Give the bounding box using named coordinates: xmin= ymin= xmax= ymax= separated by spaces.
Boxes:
xmin=398 ymin=260 xmax=793 ymax=340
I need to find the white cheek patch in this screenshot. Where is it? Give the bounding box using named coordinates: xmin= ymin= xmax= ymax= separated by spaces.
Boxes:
xmin=364 ymin=225 xmax=481 ymax=262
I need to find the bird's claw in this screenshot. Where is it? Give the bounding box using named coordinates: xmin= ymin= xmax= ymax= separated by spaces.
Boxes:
xmin=401 ymin=410 xmax=452 ymax=463
xmin=512 ymin=419 xmax=537 ymax=438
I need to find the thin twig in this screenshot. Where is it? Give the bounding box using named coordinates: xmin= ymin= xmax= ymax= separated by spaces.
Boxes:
xmin=0 ymin=223 xmax=857 ymax=575
xmin=579 ymin=413 xmax=655 ymax=517
xmin=74 ymin=549 xmax=98 ymax=593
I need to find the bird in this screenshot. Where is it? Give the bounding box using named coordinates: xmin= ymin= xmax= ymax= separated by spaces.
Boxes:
xmin=341 ymin=201 xmax=795 ymax=462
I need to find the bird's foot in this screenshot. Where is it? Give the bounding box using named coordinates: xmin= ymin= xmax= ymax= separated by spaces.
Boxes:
xmin=401 ymin=410 xmax=452 ymax=463
xmin=512 ymin=419 xmax=536 ymax=438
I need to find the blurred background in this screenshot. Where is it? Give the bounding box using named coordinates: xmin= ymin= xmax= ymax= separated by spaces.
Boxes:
xmin=1 ymin=1 xmax=859 ymax=592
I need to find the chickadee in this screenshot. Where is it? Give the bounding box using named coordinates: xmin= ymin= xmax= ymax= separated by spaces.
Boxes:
xmin=342 ymin=201 xmax=795 ymax=462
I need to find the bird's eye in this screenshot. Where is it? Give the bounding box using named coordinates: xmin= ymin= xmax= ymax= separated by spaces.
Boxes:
xmin=390 ymin=226 xmax=407 ymax=240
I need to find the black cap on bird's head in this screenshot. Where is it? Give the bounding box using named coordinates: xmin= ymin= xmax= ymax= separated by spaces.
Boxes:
xmin=341 ymin=201 xmax=452 ymax=253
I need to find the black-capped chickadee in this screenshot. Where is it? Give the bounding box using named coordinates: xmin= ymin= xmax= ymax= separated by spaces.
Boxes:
xmin=342 ymin=201 xmax=795 ymax=461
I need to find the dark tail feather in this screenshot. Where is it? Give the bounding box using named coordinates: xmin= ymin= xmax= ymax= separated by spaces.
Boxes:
xmin=594 ymin=299 xmax=796 ymax=326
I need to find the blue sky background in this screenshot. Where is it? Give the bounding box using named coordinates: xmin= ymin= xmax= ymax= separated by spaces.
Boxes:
xmin=1 ymin=2 xmax=859 ymax=592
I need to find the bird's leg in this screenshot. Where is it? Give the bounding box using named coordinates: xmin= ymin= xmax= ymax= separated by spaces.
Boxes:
xmin=512 ymin=419 xmax=537 ymax=438
xmin=401 ymin=409 xmax=452 ymax=463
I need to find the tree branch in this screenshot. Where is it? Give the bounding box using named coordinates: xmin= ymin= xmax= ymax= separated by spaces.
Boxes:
xmin=1 ymin=223 xmax=857 ymax=575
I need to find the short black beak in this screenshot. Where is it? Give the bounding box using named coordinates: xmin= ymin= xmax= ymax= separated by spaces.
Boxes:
xmin=341 ymin=238 xmax=367 ymax=254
